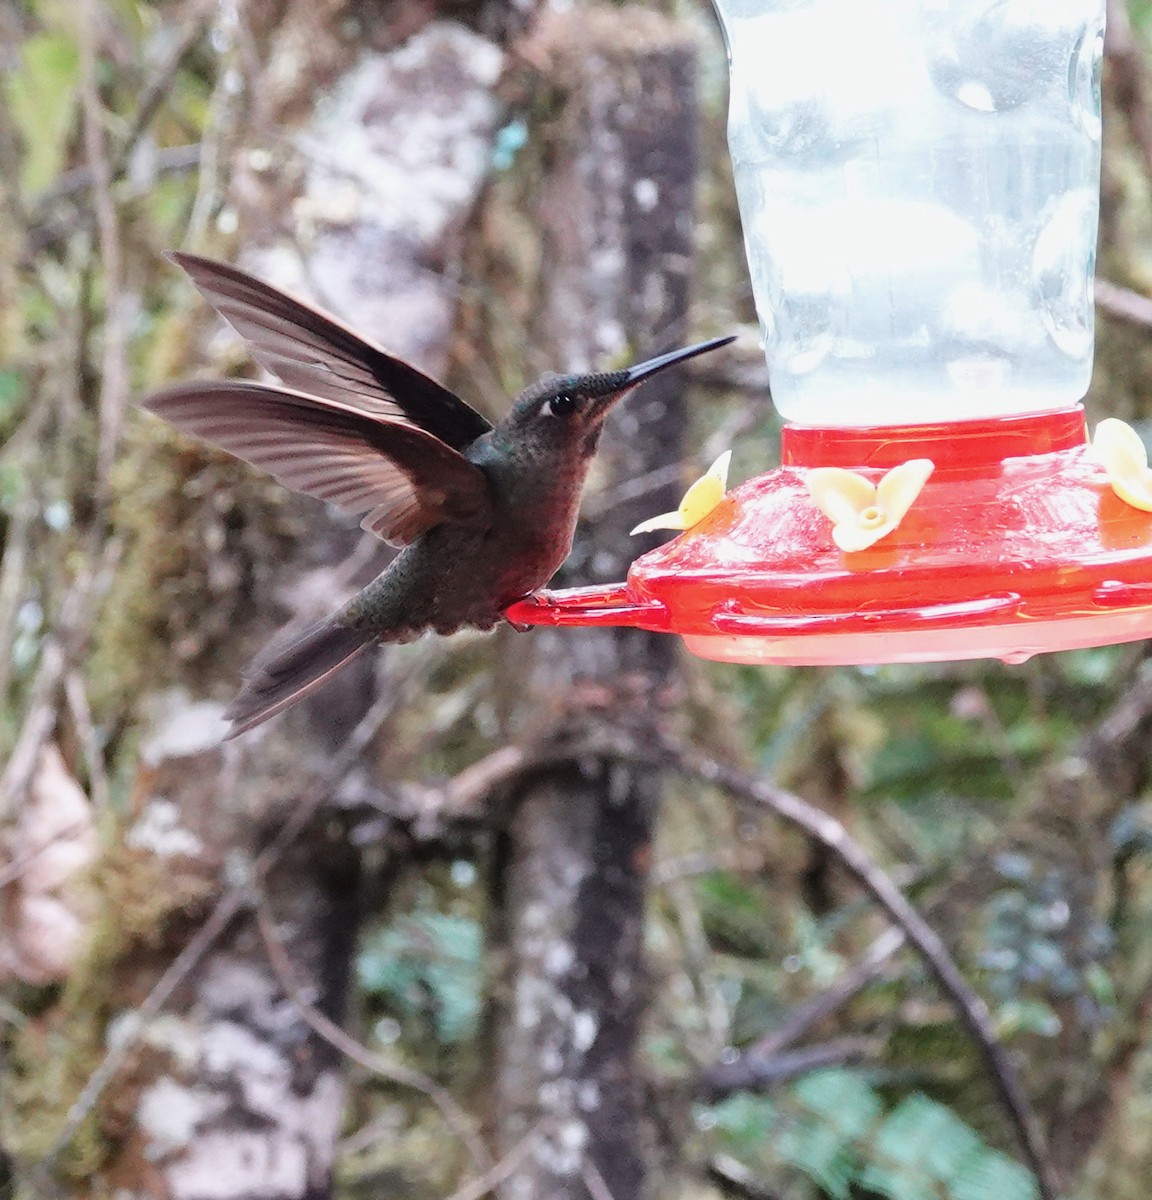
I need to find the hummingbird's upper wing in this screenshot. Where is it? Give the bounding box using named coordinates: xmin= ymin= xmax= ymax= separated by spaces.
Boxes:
xmin=144 ymin=381 xmax=494 ymax=546
xmin=168 ymin=252 xmax=493 ymax=452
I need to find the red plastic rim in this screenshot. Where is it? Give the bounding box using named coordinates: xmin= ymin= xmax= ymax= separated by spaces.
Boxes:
xmin=505 ymin=408 xmax=1152 ymax=666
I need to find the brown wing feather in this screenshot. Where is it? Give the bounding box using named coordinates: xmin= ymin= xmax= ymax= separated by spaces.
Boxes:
xmin=224 ymin=619 xmax=375 ymax=739
xmin=144 ymin=380 xmax=492 ymax=546
xmin=168 ymin=252 xmax=492 ymax=451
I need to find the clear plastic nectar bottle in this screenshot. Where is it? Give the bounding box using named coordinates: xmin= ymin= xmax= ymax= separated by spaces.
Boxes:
xmin=712 ymin=0 xmax=1106 ymax=426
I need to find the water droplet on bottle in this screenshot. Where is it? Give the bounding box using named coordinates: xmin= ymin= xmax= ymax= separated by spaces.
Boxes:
xmin=1001 ymin=648 xmax=1035 ymax=665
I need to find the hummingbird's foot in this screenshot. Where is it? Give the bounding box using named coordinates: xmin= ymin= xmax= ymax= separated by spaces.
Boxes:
xmin=504 ymin=590 xmax=553 ymax=632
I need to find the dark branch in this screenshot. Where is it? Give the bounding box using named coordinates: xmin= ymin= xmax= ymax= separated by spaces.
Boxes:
xmin=698 ymin=1037 xmax=876 ymax=1102
xmin=655 ymin=736 xmax=1060 ymax=1200
xmin=1096 ymin=278 xmax=1152 ymax=330
xmin=746 ymin=927 xmax=905 ymax=1061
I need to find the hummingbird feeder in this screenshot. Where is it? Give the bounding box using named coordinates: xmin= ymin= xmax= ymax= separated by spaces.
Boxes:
xmin=505 ymin=0 xmax=1152 ymax=668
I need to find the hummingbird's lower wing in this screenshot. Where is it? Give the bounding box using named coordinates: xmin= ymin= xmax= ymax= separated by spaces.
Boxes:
xmin=168 ymin=252 xmax=493 ymax=451
xmin=144 ymin=380 xmax=493 ymax=546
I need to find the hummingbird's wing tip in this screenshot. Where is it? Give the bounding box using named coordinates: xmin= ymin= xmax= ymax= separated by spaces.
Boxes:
xmin=165 ymin=248 xmax=201 ymax=272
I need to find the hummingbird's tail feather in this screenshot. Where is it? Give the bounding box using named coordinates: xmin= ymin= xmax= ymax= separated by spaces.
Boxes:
xmin=224 ymin=619 xmax=374 ymax=739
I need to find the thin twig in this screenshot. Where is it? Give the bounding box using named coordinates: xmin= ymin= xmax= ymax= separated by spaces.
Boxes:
xmin=0 ymin=996 xmax=29 ymax=1030
xmin=0 ymin=817 xmax=90 ymax=892
xmin=0 ymin=492 xmax=34 ymax=701
xmin=1096 ymin=277 xmax=1152 ymax=329
xmin=0 ymin=637 xmax=64 ymax=822
xmin=185 ymin=0 xmax=241 ymax=245
xmin=0 ymin=537 xmax=120 ymax=821
xmin=0 ymin=361 xmax=52 ymax=474
xmin=254 ymin=898 xmax=493 ymax=1175
xmin=337 ymin=744 xmax=532 ymax=847
xmin=708 ymin=1153 xmax=782 ymax=1200
xmin=25 ymin=147 xmax=203 ymax=259
xmin=657 ymin=737 xmax=1060 ymax=1200
xmin=750 ymin=926 xmax=906 ymax=1060
xmin=114 ymin=0 xmax=219 ymax=179
xmin=698 ymin=1037 xmax=876 ymax=1101
xmin=325 ymin=638 xmax=459 ymax=782
xmin=436 ymin=1125 xmax=545 ymax=1200
xmin=65 ymin=671 xmax=109 ymax=813
xmin=32 ymin=144 xmax=203 ymax=211
xmin=651 ymin=850 xmax=757 ymax=885
xmin=79 ymin=0 xmax=128 ymax=502
xmin=582 ymin=1159 xmax=620 ymax=1200
xmin=0 ymin=573 xmax=82 ymax=820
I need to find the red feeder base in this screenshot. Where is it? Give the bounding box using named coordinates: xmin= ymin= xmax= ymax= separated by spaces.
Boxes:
xmin=504 ymin=408 xmax=1152 ymax=666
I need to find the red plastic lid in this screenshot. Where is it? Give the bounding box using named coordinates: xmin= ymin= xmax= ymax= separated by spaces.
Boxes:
xmin=506 ymin=408 xmax=1152 ymax=665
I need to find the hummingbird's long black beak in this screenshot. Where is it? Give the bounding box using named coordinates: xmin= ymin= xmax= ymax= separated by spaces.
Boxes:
xmin=583 ymin=334 xmax=735 ymax=418
xmin=620 ymin=335 xmax=735 ymax=388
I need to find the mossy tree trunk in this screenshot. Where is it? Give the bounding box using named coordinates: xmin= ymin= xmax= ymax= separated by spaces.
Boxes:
xmin=485 ymin=12 xmax=701 ymax=1199
xmin=4 ymin=3 xmax=526 ymax=1195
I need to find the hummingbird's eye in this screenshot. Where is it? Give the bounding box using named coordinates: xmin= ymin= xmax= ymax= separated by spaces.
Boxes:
xmin=547 ymin=393 xmax=578 ymax=418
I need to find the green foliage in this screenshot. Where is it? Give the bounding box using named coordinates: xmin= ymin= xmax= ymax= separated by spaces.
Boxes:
xmin=358 ymin=912 xmax=483 ymax=1044
xmin=6 ymin=32 xmax=80 ymax=201
xmin=977 ymin=854 xmax=1114 ymax=1031
xmin=696 ymin=871 xmax=780 ymax=956
xmin=704 ymin=1070 xmax=1037 ymax=1200
xmin=994 ymin=998 xmax=1062 ymax=1039
xmin=0 ymin=461 xmax=23 ymax=517
xmin=0 ymin=370 xmax=24 ymax=434
xmin=1133 ymin=0 xmax=1152 ymax=35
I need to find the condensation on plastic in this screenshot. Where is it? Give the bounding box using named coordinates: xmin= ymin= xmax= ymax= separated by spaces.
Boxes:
xmin=712 ymin=0 xmax=1105 ymax=426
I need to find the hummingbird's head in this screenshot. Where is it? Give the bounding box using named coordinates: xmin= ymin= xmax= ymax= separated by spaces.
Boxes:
xmin=500 ymin=336 xmax=734 ymax=465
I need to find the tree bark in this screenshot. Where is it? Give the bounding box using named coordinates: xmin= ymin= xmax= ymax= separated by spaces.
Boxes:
xmin=489 ymin=12 xmax=700 ymax=1199
xmin=11 ymin=6 xmax=518 ymax=1195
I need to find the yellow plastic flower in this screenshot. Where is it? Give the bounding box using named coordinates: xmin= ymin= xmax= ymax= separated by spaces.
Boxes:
xmin=631 ymin=451 xmax=732 ymax=536
xmin=1093 ymin=418 xmax=1152 ymax=512
xmin=807 ymin=459 xmax=934 ymax=553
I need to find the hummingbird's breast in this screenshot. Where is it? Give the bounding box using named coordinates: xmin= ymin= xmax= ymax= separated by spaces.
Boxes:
xmin=343 ymin=469 xmax=584 ymax=641
xmin=469 ymin=473 xmax=582 ymax=607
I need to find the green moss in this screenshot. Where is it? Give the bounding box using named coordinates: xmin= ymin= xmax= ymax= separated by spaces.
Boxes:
xmin=9 ymin=1013 xmax=107 ymax=1180
xmin=6 ymin=831 xmax=215 ymax=1180
xmin=85 ymin=415 xmax=300 ymax=724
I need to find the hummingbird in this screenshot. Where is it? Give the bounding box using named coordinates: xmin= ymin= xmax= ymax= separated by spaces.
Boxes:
xmin=143 ymin=253 xmax=733 ymax=737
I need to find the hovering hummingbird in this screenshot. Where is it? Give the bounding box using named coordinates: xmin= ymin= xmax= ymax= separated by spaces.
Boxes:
xmin=143 ymin=254 xmax=733 ymax=737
